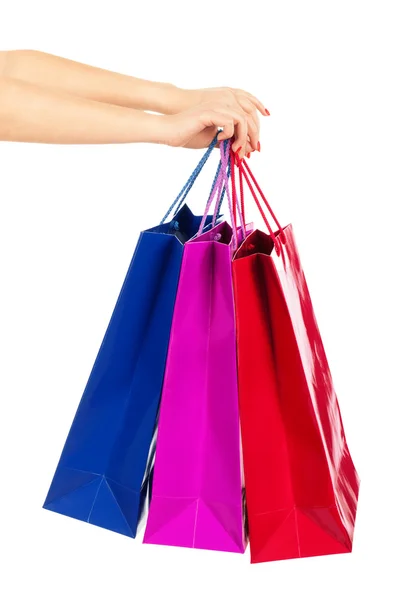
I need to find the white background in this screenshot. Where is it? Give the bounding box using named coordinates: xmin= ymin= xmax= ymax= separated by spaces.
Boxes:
xmin=1 ymin=1 xmax=413 ymax=598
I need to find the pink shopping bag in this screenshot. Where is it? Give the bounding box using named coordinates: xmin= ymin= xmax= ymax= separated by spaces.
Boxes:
xmin=143 ymin=143 xmax=246 ymax=553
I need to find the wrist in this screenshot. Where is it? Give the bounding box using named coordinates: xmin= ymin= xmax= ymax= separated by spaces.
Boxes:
xmin=168 ymin=88 xmax=202 ymax=113
xmin=142 ymin=83 xmax=204 ymax=115
xmin=155 ymin=86 xmax=205 ymax=115
xmin=136 ymin=112 xmax=172 ymax=145
xmin=144 ymin=82 xmax=188 ymax=115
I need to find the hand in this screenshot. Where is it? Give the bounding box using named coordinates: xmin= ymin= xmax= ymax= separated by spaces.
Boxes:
xmin=157 ymin=99 xmax=265 ymax=159
xmin=174 ymin=87 xmax=269 ymax=156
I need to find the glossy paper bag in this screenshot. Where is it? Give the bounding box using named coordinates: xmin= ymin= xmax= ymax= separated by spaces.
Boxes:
xmin=43 ymin=139 xmax=219 ymax=537
xmin=144 ymin=145 xmax=246 ymax=553
xmin=232 ymin=159 xmax=360 ymax=563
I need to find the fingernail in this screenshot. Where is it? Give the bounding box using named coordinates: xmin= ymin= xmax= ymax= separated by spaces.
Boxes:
xmin=236 ymin=146 xmax=242 ymax=154
xmin=247 ymin=153 xmax=251 ymax=159
xmin=257 ymin=141 xmax=261 ymax=152
xmin=265 ymin=109 xmax=271 ymax=116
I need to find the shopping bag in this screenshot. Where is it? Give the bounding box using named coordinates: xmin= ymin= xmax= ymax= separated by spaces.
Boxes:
xmin=143 ymin=143 xmax=246 ymax=553
xmin=43 ymin=137 xmax=221 ymax=537
xmin=232 ymin=157 xmax=360 ymax=563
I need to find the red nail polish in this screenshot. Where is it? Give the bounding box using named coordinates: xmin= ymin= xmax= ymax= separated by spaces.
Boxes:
xmin=247 ymin=153 xmax=251 ymax=159
xmin=257 ymin=141 xmax=261 ymax=152
xmin=265 ymin=109 xmax=271 ymax=116
xmin=236 ymin=146 xmax=242 ymax=154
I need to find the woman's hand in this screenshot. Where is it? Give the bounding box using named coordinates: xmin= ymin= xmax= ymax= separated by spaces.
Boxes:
xmin=172 ymin=87 xmax=269 ymax=155
xmin=0 ymin=51 xmax=270 ymax=152
xmin=157 ymin=97 xmax=267 ymax=159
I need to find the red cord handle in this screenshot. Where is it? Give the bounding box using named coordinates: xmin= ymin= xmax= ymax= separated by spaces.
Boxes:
xmin=239 ymin=159 xmax=245 ymax=226
xmin=232 ymin=151 xmax=286 ymax=254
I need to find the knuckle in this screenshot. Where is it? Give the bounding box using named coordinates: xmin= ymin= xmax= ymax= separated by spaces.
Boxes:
xmin=224 ymin=88 xmax=236 ymax=102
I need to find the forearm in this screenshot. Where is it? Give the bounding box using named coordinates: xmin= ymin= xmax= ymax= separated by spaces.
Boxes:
xmin=0 ymin=49 xmax=191 ymax=114
xmin=0 ymin=76 xmax=166 ymax=144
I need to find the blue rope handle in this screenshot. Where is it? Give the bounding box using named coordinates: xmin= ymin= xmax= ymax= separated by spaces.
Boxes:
xmin=160 ymin=134 xmax=219 ymax=225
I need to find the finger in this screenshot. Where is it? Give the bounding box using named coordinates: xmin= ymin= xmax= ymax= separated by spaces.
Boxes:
xmin=243 ymin=134 xmax=254 ymax=156
xmin=249 ymin=109 xmax=261 ymax=149
xmin=232 ymin=115 xmax=249 ymax=159
xmin=245 ymin=113 xmax=259 ymax=152
xmin=208 ymin=106 xmax=249 ymax=156
xmin=217 ymin=120 xmax=235 ymax=142
xmin=245 ymin=137 xmax=255 ymax=154
xmin=237 ymin=90 xmax=268 ymax=116
xmin=201 ymin=111 xmax=235 ymax=141
xmin=183 ymin=127 xmax=218 ymax=149
xmin=237 ymin=97 xmax=261 ymax=150
xmin=235 ymin=99 xmax=259 ymax=151
xmin=225 ymin=108 xmax=249 ymax=157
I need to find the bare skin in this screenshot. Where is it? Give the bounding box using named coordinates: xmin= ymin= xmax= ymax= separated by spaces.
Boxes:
xmin=0 ymin=50 xmax=270 ymax=158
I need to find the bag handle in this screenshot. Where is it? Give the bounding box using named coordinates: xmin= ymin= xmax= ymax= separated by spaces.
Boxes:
xmin=212 ymin=140 xmax=231 ymax=227
xmin=230 ymin=150 xmax=246 ymax=237
xmin=219 ymin=141 xmax=238 ymax=250
xmin=218 ymin=141 xmax=247 ymax=248
xmin=197 ymin=140 xmax=231 ymax=236
xmin=197 ymin=140 xmax=245 ymax=250
xmin=233 ymin=152 xmax=286 ymax=255
xmin=210 ymin=159 xmax=227 ymax=223
xmin=160 ymin=133 xmax=219 ymax=225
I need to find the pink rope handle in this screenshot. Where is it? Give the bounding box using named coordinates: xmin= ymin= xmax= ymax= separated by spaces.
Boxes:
xmin=230 ymin=150 xmax=247 ymax=240
xmin=212 ymin=141 xmax=231 ymax=226
xmin=197 ymin=144 xmax=230 ymax=236
xmin=239 ymin=159 xmax=246 ymax=225
xmin=196 ymin=140 xmax=246 ymax=245
xmin=218 ymin=142 xmax=238 ymax=250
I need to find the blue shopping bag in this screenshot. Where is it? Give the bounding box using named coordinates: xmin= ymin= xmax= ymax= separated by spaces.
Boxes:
xmin=43 ymin=137 xmax=222 ymax=537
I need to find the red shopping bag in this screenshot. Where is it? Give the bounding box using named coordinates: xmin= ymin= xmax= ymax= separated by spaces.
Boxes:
xmin=231 ymin=158 xmax=360 ymax=563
